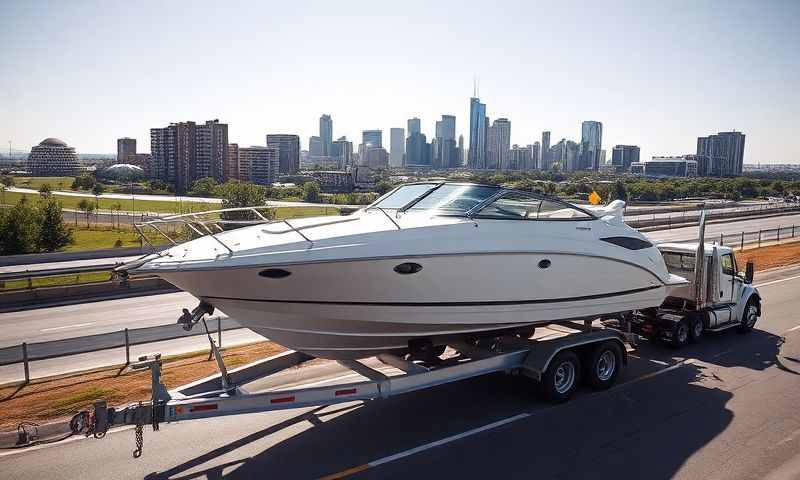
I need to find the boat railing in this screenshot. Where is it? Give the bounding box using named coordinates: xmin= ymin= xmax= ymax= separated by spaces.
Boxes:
xmin=133 ymin=206 xmax=360 ymax=256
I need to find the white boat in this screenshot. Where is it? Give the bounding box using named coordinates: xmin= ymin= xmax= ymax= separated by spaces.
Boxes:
xmin=126 ymin=182 xmax=684 ymax=359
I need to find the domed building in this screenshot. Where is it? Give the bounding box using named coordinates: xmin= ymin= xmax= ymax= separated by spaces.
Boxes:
xmin=102 ymin=163 xmax=145 ymax=181
xmin=27 ymin=138 xmax=81 ymax=176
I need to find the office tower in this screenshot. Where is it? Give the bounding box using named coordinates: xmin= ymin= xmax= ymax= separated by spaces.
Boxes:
xmin=390 ymin=128 xmax=405 ymax=167
xmin=540 ymin=131 xmax=551 ymax=170
xmin=696 ymin=131 xmax=745 ymax=176
xmin=646 ymin=156 xmax=699 ymax=177
xmin=362 ymin=130 xmax=382 ymax=149
xmin=319 ymin=114 xmax=332 ymax=156
xmin=309 ymin=136 xmax=323 ymax=157
xmin=117 ymin=137 xmax=136 ymax=163
xmin=580 ymin=121 xmax=603 ymax=170
xmin=549 ymin=138 xmax=580 ymax=172
xmin=26 ymin=138 xmax=81 ymax=176
xmin=458 ymin=134 xmax=465 ymax=166
xmin=226 ymin=143 xmax=240 ymax=180
xmin=332 ymin=137 xmax=353 ymax=169
xmin=468 ymin=97 xmax=487 ymax=169
xmin=486 ymin=118 xmax=510 ymax=170
xmin=434 ymin=115 xmax=457 ymax=169
xmin=266 ymin=134 xmax=300 ymax=174
xmin=407 ymin=117 xmax=421 ymax=136
xmin=240 ymin=146 xmax=279 ymax=185
xmin=405 ymin=131 xmax=428 ymax=166
xmin=364 ymin=147 xmax=389 ymax=169
xmin=529 ymin=142 xmax=541 ymax=170
xmin=611 ymin=145 xmax=640 ymax=172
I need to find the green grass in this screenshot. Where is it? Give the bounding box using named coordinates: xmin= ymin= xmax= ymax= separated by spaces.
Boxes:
xmin=51 ymin=387 xmax=117 ymax=413
xmin=66 ymin=227 xmax=144 ymax=251
xmin=10 ymin=176 xmax=75 ymax=191
xmin=1 ymin=271 xmax=112 ymax=291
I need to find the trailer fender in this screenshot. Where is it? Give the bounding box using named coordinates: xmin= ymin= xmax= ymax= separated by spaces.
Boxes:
xmin=521 ymin=330 xmax=628 ymax=381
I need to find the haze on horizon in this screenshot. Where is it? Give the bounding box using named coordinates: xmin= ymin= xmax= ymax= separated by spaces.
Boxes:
xmin=1 ymin=0 xmax=798 ymax=165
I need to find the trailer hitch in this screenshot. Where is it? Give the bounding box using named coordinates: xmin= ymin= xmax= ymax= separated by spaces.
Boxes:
xmin=177 ymin=301 xmax=214 ymax=331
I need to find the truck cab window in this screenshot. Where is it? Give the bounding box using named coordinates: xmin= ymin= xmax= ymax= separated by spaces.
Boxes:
xmin=721 ymin=254 xmax=735 ymax=276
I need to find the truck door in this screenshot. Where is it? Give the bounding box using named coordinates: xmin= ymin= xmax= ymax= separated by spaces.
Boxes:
xmin=719 ymin=253 xmax=736 ymax=303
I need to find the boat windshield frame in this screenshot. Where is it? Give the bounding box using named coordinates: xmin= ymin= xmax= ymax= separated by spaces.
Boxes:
xmin=366 ymin=182 xmax=598 ymax=221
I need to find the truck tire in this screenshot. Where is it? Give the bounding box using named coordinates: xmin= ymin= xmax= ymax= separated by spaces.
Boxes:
xmin=670 ymin=319 xmax=690 ymax=348
xmin=539 ymin=350 xmax=581 ymax=403
xmin=689 ymin=315 xmax=704 ymax=343
xmin=584 ymin=341 xmax=622 ymax=390
xmin=738 ymin=300 xmax=759 ymax=333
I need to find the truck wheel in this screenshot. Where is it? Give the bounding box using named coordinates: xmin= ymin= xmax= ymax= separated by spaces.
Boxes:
xmin=689 ymin=316 xmax=704 ymax=343
xmin=738 ymin=300 xmax=759 ymax=333
xmin=539 ymin=350 xmax=581 ymax=403
xmin=670 ymin=319 xmax=690 ymax=348
xmin=584 ymin=341 xmax=622 ymax=390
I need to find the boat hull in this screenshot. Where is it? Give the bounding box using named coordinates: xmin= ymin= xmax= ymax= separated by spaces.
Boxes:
xmin=156 ymin=252 xmax=667 ymax=359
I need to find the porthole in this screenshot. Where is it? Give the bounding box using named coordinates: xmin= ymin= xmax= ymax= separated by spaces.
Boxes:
xmin=259 ymin=268 xmax=291 ymax=279
xmin=394 ymin=262 xmax=423 ymax=275
xmin=538 ymin=259 xmax=551 ymax=269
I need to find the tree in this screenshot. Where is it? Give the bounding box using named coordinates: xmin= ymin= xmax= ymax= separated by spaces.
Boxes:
xmin=0 ymin=198 xmax=40 ymax=255
xmin=375 ymin=180 xmax=394 ymax=196
xmin=77 ymin=198 xmax=95 ymax=228
xmin=38 ymin=198 xmax=73 ymax=252
xmin=111 ymin=202 xmax=123 ymax=229
xmin=0 ymin=175 xmax=14 ymax=187
xmin=303 ymin=181 xmax=321 ymax=203
xmin=190 ymin=177 xmax=219 ymax=197
xmin=612 ymin=180 xmax=628 ymax=201
xmin=214 ymin=181 xmax=271 ymax=223
xmin=39 ymin=183 xmax=52 ymax=198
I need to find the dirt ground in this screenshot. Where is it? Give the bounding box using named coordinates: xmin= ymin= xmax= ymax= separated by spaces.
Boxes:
xmin=0 ymin=342 xmax=285 ymax=430
xmin=1 ymin=241 xmax=798 ymax=432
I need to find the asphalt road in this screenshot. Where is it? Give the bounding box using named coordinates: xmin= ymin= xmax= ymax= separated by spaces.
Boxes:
xmin=1 ymin=266 xmax=799 ymax=479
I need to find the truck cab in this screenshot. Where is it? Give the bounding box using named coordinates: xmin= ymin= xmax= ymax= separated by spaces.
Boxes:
xmin=628 ymin=242 xmax=762 ymax=347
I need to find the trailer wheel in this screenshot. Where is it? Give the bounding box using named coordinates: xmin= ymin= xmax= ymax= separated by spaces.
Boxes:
xmin=539 ymin=351 xmax=581 ymax=403
xmin=584 ymin=342 xmax=622 ymax=390
xmin=689 ymin=316 xmax=704 ymax=343
xmin=738 ymin=300 xmax=759 ymax=333
xmin=670 ymin=319 xmax=690 ymax=348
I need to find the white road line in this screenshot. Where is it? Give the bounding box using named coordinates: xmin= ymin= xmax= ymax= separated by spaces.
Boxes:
xmin=785 ymin=325 xmax=800 ymax=333
xmin=755 ymin=274 xmax=800 ymax=288
xmin=39 ymin=322 xmax=95 ymax=332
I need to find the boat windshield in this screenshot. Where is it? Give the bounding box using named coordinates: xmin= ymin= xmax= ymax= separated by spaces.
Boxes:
xmin=371 ymin=184 xmax=499 ymax=214
xmin=474 ymin=191 xmax=596 ymax=221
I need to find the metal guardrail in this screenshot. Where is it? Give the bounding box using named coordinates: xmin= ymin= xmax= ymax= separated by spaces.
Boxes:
xmin=670 ymin=224 xmax=799 ymax=251
xmin=0 ymin=316 xmax=242 ymax=383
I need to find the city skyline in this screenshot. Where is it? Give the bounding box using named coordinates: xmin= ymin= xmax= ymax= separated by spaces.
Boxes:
xmin=1 ymin=1 xmax=798 ymax=164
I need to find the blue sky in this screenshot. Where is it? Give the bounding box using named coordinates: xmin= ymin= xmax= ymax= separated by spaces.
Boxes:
xmin=1 ymin=0 xmax=798 ymax=164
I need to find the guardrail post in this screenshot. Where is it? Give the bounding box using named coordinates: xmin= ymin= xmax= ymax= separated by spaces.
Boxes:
xmin=124 ymin=328 xmax=130 ymax=365
xmin=719 ymin=233 xmax=723 ymax=246
xmin=218 ymin=319 xmax=222 ymax=349
xmin=740 ymin=231 xmax=745 ymax=251
xmin=758 ymin=230 xmax=762 ymax=248
xmin=793 ymin=225 xmax=796 ymax=238
xmin=777 ymin=226 xmax=781 ymax=244
xmin=22 ymin=342 xmax=30 ymax=384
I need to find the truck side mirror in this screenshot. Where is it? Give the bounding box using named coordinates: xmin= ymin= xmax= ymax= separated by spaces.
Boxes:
xmin=744 ymin=261 xmax=754 ymax=284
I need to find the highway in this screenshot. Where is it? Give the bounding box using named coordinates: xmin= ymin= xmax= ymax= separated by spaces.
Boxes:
xmin=1 ymin=266 xmax=800 ymax=478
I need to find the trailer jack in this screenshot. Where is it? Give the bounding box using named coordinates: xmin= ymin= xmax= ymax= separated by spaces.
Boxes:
xmin=177 ymin=301 xmax=214 ymax=331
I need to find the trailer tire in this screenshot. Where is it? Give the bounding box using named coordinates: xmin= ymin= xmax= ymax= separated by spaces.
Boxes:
xmin=738 ymin=299 xmax=759 ymax=333
xmin=689 ymin=316 xmax=704 ymax=343
xmin=670 ymin=319 xmax=690 ymax=348
xmin=584 ymin=341 xmax=622 ymax=390
xmin=539 ymin=350 xmax=581 ymax=403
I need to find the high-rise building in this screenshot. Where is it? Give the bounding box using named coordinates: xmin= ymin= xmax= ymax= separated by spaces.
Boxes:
xmin=309 ymin=136 xmax=323 ymax=157
xmin=390 ymin=128 xmax=405 ymax=167
xmin=696 ymin=131 xmax=745 ymax=176
xmin=363 ymin=147 xmax=389 ymax=169
xmin=407 ymin=118 xmax=421 ymax=136
xmin=550 ymin=138 xmax=580 ymax=172
xmin=434 ymin=115 xmax=457 ymax=169
xmin=240 ymin=146 xmax=279 ymax=185
xmin=405 ymin=131 xmax=428 ymax=166
xmin=468 ymin=97 xmax=487 ymax=169
xmin=150 ymin=119 xmax=228 ymax=193
xmin=580 ymin=121 xmax=602 ymax=170
xmin=529 ymin=142 xmax=541 ymax=170
xmin=362 ymin=130 xmax=382 ymax=149
xmin=226 ymin=143 xmax=240 ymax=180
xmin=645 ymin=156 xmax=698 ymax=177
xmin=540 ymin=131 xmax=551 ymax=170
xmin=266 ymin=134 xmax=300 ymax=174
xmin=319 ymin=114 xmax=332 ymax=157
xmin=331 ymin=137 xmax=353 ymax=169
xmin=486 ymin=118 xmax=511 ymax=170
xmin=117 ymin=138 xmax=136 ymax=164
xmin=457 ymin=134 xmax=465 ymax=166
xmin=510 ymin=145 xmax=531 ymax=171
xmin=611 ymin=145 xmax=640 ymax=172
xmin=26 ymin=138 xmax=81 ymax=176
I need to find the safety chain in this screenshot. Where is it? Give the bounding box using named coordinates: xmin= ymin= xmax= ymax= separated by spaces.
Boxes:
xmin=132 ymin=402 xmax=144 ymax=458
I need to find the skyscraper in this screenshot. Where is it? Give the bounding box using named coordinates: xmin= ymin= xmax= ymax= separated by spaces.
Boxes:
xmin=696 ymin=131 xmax=745 ymax=176
xmin=405 ymin=130 xmax=428 ymax=166
xmin=390 ymin=128 xmax=405 ymax=167
xmin=117 ymin=137 xmax=136 ymax=163
xmin=540 ymin=131 xmax=551 ymax=170
xmin=407 ymin=118 xmax=421 ymax=136
xmin=434 ymin=115 xmax=457 ymax=169
xmin=529 ymin=142 xmax=541 ymax=170
xmin=332 ymin=137 xmax=353 ymax=169
xmin=240 ymin=146 xmax=279 ymax=185
xmin=319 ymin=114 xmax=332 ymax=157
xmin=580 ymin=121 xmax=603 ymax=170
xmin=457 ymin=134 xmax=465 ymax=166
xmin=309 ymin=136 xmax=322 ymax=157
xmin=266 ymin=134 xmax=300 ymax=174
xmin=150 ymin=119 xmax=228 ymax=193
xmin=611 ymin=145 xmax=640 ymax=172
xmin=486 ymin=118 xmax=510 ymax=170
xmin=362 ymin=130 xmax=382 ymax=149
xmin=510 ymin=145 xmax=531 ymax=171
xmin=226 ymin=143 xmax=239 ymax=180
xmin=468 ymin=97 xmax=487 ymax=169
